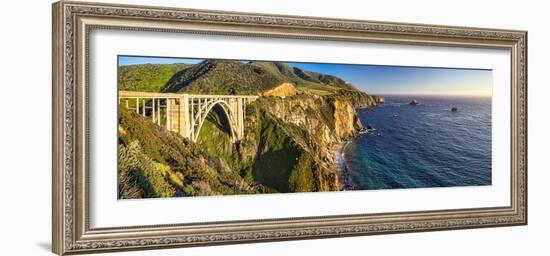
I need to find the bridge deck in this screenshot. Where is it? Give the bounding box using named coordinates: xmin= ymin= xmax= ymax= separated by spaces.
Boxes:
xmin=119 ymin=91 xmax=259 ymax=99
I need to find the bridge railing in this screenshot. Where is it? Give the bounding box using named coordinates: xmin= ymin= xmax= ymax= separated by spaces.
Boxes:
xmin=118 ymin=94 xmax=172 ymax=128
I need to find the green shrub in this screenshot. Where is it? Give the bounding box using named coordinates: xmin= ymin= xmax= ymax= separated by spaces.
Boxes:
xmin=118 ymin=141 xmax=176 ymax=198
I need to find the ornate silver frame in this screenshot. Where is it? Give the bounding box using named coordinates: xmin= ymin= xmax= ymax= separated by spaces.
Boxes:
xmin=52 ymin=1 xmax=527 ymax=255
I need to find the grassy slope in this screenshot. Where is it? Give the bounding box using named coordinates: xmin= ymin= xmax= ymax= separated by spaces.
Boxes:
xmin=118 ymin=63 xmax=191 ymax=92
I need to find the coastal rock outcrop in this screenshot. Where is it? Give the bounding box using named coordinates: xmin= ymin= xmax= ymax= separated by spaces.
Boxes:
xmin=260 ymin=82 xmax=297 ymax=97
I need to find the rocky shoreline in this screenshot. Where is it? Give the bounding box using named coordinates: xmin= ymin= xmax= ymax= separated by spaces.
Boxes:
xmin=333 ymin=139 xmax=354 ymax=191
xmin=334 ymin=105 xmax=378 ymax=191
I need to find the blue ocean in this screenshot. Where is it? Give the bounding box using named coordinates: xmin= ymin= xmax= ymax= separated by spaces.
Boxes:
xmin=342 ymin=95 xmax=492 ymax=190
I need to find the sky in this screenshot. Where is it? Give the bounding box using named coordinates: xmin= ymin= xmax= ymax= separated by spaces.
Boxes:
xmin=119 ymin=56 xmax=493 ymax=96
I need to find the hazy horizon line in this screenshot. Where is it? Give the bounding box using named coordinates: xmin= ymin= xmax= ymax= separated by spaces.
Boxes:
xmin=371 ymin=93 xmax=492 ymax=97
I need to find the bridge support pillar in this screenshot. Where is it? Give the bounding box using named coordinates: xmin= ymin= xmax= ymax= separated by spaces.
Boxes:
xmin=236 ymin=98 xmax=245 ymax=141
xmin=179 ymin=94 xmax=191 ymax=140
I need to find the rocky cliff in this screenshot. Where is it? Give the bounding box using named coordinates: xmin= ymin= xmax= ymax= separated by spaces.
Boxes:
xmin=235 ymin=90 xmax=380 ymax=192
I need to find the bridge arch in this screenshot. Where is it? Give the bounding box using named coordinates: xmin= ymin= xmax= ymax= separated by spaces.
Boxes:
xmin=193 ymin=100 xmax=238 ymax=142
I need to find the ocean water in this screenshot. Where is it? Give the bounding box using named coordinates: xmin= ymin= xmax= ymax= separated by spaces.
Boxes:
xmin=343 ymin=95 xmax=492 ymax=190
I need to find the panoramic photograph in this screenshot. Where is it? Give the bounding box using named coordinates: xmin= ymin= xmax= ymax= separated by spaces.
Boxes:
xmin=117 ymin=55 xmax=492 ymax=199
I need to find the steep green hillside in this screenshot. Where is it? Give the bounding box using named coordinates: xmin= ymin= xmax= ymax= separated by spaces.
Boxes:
xmin=118 ymin=63 xmax=191 ymax=92
xmin=162 ymin=60 xmax=286 ymax=95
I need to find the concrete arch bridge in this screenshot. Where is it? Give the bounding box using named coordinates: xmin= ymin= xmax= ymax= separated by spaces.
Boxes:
xmin=119 ymin=91 xmax=258 ymax=142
